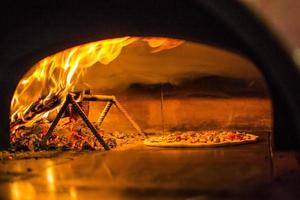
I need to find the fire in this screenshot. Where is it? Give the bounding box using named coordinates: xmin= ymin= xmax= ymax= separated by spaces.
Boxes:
xmin=10 ymin=37 xmax=184 ymax=130
xmin=143 ymin=37 xmax=184 ymax=53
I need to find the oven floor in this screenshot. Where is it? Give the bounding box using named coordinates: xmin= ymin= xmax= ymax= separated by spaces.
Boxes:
xmin=0 ymin=132 xmax=298 ymax=200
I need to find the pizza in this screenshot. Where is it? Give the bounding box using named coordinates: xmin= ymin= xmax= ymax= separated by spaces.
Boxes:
xmin=143 ymin=131 xmax=259 ymax=148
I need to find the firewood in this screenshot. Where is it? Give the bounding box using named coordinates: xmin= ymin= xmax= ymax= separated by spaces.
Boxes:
xmin=10 ymin=91 xmax=89 ymax=129
xmin=10 ymin=95 xmax=61 ymax=128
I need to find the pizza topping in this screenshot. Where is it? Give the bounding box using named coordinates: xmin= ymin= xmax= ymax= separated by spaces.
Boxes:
xmin=199 ymin=138 xmax=207 ymax=143
xmin=213 ymin=137 xmax=220 ymax=143
xmin=189 ymin=137 xmax=199 ymax=143
xmin=144 ymin=130 xmax=258 ymax=147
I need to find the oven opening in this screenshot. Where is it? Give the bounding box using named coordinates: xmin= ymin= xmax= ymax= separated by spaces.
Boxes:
xmin=9 ymin=36 xmax=272 ymax=151
xmin=3 ymin=0 xmax=300 ymax=198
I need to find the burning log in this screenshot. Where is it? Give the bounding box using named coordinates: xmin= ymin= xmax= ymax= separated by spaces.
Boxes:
xmin=10 ymin=91 xmax=90 ymax=129
xmin=10 ymin=95 xmax=61 ymax=128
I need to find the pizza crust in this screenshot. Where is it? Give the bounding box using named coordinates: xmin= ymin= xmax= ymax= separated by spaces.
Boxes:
xmin=143 ymin=132 xmax=259 ymax=148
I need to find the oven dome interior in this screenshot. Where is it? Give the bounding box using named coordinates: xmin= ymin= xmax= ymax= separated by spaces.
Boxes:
xmin=10 ymin=37 xmax=272 ymax=148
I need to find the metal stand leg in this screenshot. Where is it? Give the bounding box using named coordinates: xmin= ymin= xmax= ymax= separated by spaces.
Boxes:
xmin=41 ymin=96 xmax=70 ymax=146
xmin=83 ymin=94 xmax=145 ymax=137
xmin=97 ymin=101 xmax=113 ymax=126
xmin=113 ymin=99 xmax=144 ymax=136
xmin=69 ymin=95 xmax=110 ymax=150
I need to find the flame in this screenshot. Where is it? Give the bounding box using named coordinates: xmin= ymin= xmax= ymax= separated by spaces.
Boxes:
xmin=10 ymin=37 xmax=184 ymax=129
xmin=143 ymin=37 xmax=184 ymax=53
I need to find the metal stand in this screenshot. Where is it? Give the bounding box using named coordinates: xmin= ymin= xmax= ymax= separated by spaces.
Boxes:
xmin=41 ymin=93 xmax=145 ymax=150
xmin=41 ymin=94 xmax=110 ymax=150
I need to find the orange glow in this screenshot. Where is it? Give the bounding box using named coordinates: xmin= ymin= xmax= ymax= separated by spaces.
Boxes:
xmin=10 ymin=182 xmax=36 ymax=200
xmin=10 ymin=37 xmax=184 ymax=130
xmin=69 ymin=187 xmax=78 ymax=200
xmin=46 ymin=160 xmax=56 ymax=192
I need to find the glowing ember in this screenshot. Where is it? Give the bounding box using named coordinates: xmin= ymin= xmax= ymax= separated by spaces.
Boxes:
xmin=10 ymin=37 xmax=184 ymax=131
xmin=10 ymin=118 xmax=143 ymax=151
